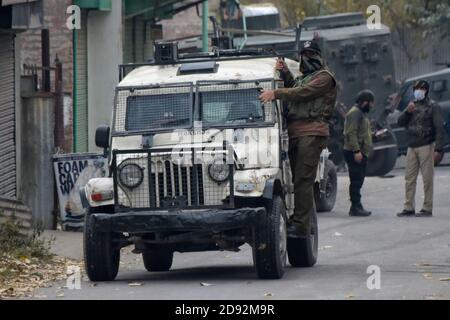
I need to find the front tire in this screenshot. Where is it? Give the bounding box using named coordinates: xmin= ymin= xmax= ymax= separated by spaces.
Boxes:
xmin=84 ymin=207 xmax=120 ymax=281
xmin=315 ymin=160 xmax=338 ymax=212
xmin=143 ymin=249 xmax=174 ymax=272
xmin=287 ymin=209 xmax=318 ymax=267
xmin=252 ymin=196 xmax=287 ymax=279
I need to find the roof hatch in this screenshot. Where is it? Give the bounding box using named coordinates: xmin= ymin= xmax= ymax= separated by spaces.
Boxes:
xmin=178 ymin=61 xmax=219 ymax=75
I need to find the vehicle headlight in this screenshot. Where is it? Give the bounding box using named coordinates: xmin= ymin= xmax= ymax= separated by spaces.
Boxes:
xmin=118 ymin=163 xmax=144 ymax=189
xmin=208 ymin=159 xmax=230 ymax=183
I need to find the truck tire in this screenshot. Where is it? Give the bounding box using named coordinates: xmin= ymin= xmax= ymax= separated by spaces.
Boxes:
xmin=287 ymin=210 xmax=318 ymax=268
xmin=366 ymin=146 xmax=398 ymax=177
xmin=252 ymin=196 xmax=287 ymax=279
xmin=84 ymin=207 xmax=120 ymax=282
xmin=143 ymin=250 xmax=174 ymax=272
xmin=315 ymin=160 xmax=337 ymax=213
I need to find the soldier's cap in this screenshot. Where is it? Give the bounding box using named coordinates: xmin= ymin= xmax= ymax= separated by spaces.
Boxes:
xmin=300 ymin=39 xmax=321 ymax=55
xmin=355 ymin=89 xmax=375 ymax=104
xmin=414 ymin=79 xmax=430 ymax=92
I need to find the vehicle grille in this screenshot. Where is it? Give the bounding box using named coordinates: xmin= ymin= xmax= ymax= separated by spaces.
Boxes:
xmin=150 ymin=160 xmax=205 ymax=207
xmin=112 ymin=148 xmax=234 ymax=211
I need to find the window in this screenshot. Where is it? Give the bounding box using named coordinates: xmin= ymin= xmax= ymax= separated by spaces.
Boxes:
xmin=125 ymin=93 xmax=192 ymax=131
xmin=199 ymin=88 xmax=270 ymax=125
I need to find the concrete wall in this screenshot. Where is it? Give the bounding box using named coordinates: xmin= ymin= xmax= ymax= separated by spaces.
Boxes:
xmin=0 ymin=197 xmax=32 ymax=229
xmin=20 ymin=94 xmax=55 ymax=229
xmin=87 ymin=1 xmax=122 ymax=152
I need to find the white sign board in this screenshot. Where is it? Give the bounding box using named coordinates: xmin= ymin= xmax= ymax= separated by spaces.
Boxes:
xmin=53 ymin=154 xmax=109 ymax=230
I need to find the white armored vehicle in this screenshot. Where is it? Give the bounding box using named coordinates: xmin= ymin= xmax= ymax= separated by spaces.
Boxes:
xmin=81 ymin=45 xmax=337 ymax=281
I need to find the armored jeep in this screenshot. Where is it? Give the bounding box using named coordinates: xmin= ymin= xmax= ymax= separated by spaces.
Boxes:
xmin=81 ymin=48 xmax=337 ymax=281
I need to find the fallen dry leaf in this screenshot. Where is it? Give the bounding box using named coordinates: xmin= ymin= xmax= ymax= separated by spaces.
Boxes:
xmin=128 ymin=282 xmax=143 ymax=287
xmin=200 ymin=282 xmax=213 ymax=287
xmin=0 ymin=255 xmax=83 ymax=299
xmin=423 ymin=273 xmax=433 ymax=280
xmin=264 ymin=293 xmax=273 ymax=297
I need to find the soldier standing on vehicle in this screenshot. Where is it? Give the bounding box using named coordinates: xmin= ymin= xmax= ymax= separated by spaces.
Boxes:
xmin=397 ymin=80 xmax=445 ymax=218
xmin=343 ymin=90 xmax=374 ymax=217
xmin=259 ymin=39 xmax=337 ymax=237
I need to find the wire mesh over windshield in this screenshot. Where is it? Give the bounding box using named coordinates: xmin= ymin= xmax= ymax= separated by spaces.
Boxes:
xmin=114 ymin=83 xmax=193 ymax=133
xmin=196 ymin=80 xmax=275 ymax=126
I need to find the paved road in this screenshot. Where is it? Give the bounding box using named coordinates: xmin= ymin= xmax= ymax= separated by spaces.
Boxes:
xmin=34 ymin=160 xmax=450 ymax=300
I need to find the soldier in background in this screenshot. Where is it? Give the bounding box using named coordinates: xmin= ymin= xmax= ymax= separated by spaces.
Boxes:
xmin=343 ymin=90 xmax=374 ymax=217
xmin=259 ymin=38 xmax=337 ymax=237
xmin=397 ymin=80 xmax=445 ymax=217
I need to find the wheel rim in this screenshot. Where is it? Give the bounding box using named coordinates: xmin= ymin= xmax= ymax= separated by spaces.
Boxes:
xmin=279 ymin=214 xmax=287 ymax=266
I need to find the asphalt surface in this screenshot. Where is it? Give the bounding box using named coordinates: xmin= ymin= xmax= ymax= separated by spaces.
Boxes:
xmin=33 ymin=157 xmax=450 ymax=300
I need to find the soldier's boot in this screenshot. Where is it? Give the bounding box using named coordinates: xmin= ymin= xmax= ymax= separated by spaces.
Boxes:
xmin=397 ymin=210 xmax=415 ymax=217
xmin=349 ymin=203 xmax=372 ymax=217
xmin=287 ymin=223 xmax=308 ymax=239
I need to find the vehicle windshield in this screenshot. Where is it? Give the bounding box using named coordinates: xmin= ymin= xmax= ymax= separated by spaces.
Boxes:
xmin=114 ymin=84 xmax=193 ymax=133
xmin=114 ymin=81 xmax=274 ymax=134
xmin=125 ymin=93 xmax=191 ymax=131
xmin=199 ymin=88 xmax=273 ymax=126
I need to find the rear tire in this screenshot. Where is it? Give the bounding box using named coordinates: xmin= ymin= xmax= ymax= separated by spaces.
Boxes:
xmin=287 ymin=209 xmax=318 ymax=268
xmin=143 ymin=249 xmax=174 ymax=272
xmin=84 ymin=208 xmax=120 ymax=281
xmin=315 ymin=160 xmax=337 ymax=212
xmin=252 ymin=196 xmax=287 ymax=279
xmin=367 ymin=146 xmax=398 ymax=177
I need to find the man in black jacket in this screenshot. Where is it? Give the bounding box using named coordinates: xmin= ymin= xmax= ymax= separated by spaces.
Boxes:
xmin=397 ymin=80 xmax=445 ymax=217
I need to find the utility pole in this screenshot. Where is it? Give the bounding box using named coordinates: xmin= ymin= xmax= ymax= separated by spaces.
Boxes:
xmin=202 ymin=0 xmax=209 ymax=52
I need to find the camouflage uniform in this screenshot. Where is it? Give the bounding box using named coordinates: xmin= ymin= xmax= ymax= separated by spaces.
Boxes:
xmin=343 ymin=105 xmax=373 ymax=207
xmin=275 ymin=68 xmax=337 ymax=235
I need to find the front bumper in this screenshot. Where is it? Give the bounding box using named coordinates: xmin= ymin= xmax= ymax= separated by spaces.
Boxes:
xmin=91 ymin=207 xmax=266 ymax=233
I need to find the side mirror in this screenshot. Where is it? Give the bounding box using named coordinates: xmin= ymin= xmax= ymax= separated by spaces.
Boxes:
xmin=95 ymin=126 xmax=110 ymax=150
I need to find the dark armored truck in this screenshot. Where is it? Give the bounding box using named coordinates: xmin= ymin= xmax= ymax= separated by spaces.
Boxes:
xmin=222 ymin=10 xmax=400 ymax=176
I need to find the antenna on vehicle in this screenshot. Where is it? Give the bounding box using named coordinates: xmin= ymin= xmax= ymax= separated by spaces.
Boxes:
xmin=295 ymin=23 xmax=303 ymax=59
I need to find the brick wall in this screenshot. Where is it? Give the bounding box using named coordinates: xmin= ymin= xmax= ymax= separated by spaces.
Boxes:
xmin=19 ymin=0 xmax=74 ymax=152
xmin=19 ymin=0 xmax=73 ymax=93
xmin=161 ymin=0 xmax=220 ymax=40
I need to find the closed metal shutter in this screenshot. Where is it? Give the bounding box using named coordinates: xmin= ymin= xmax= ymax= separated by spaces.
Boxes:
xmin=123 ymin=15 xmax=147 ymax=64
xmin=0 ymin=34 xmax=16 ymax=199
xmin=123 ymin=18 xmax=134 ymax=64
xmin=134 ymin=15 xmax=145 ymax=63
xmin=75 ymin=10 xmax=88 ymax=152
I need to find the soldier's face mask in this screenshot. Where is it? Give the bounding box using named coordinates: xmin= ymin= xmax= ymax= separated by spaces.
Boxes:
xmin=414 ymin=89 xmax=426 ymax=101
xmin=300 ymin=52 xmax=323 ymax=74
xmin=360 ymin=101 xmax=374 ymax=113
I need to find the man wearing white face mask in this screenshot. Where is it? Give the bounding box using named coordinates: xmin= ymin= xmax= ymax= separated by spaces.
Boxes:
xmin=397 ymin=80 xmax=445 ymax=217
